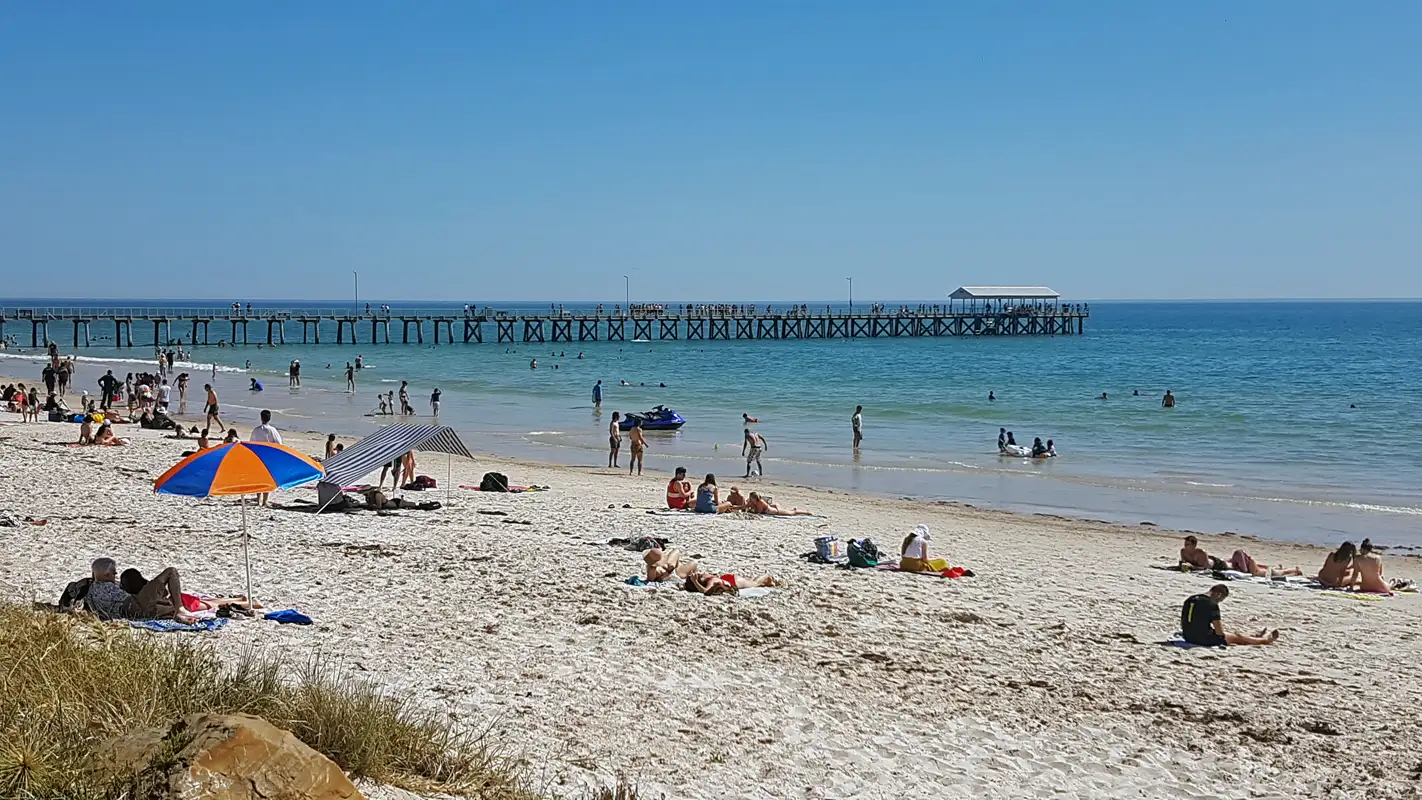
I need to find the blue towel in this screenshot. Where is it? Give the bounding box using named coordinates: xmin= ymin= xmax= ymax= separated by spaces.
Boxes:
xmin=129 ymin=618 xmax=229 ymax=633
xmin=264 ymin=609 xmax=313 ymax=625
xmin=625 ymin=576 xmax=647 ymax=586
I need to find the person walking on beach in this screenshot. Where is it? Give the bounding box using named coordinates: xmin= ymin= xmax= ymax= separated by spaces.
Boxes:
xmin=430 ymin=387 xmax=441 ymax=416
xmin=97 ymin=370 xmax=120 ymax=411
xmin=628 ymin=419 xmax=647 ymax=475
xmin=176 ymin=373 xmax=188 ymax=406
xmin=851 ymin=405 xmax=863 ymax=450
xmin=593 ymin=380 xmax=603 ymax=409
xmin=608 ymin=412 xmax=622 ymax=468
xmin=204 ymin=384 xmax=224 ymax=431
xmin=345 ymin=362 xmax=356 ymax=392
xmin=1162 ymin=390 xmax=1176 ymax=408
xmin=1181 ymin=585 xmax=1278 ymax=647
xmin=249 ymin=410 xmax=282 ymax=507
xmin=743 ymin=428 xmax=767 ymax=478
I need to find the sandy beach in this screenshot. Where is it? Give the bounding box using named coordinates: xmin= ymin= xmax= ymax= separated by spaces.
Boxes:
xmin=1 ymin=402 xmax=1419 ymax=799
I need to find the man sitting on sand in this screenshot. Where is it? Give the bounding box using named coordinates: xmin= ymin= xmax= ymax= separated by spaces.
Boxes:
xmin=83 ymin=558 xmax=196 ymax=624
xmin=644 ymin=548 xmax=698 ymax=582
xmin=1181 ymin=584 xmax=1277 ymax=647
xmin=1317 ymin=541 xmax=1357 ymax=589
xmin=666 ymin=467 xmax=693 ymax=510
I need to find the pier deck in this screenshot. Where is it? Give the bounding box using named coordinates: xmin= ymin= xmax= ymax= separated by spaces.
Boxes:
xmin=0 ymin=305 xmax=1088 ymax=348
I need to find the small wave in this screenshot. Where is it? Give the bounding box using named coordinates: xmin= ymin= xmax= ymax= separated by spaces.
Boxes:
xmin=526 ymin=430 xmax=565 ymax=435
xmin=0 ymin=351 xmax=244 ymax=373
xmin=1185 ymin=481 xmax=1235 ymax=488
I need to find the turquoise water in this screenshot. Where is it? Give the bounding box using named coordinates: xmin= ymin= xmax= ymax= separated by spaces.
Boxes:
xmin=4 ymin=300 xmax=1419 ymax=547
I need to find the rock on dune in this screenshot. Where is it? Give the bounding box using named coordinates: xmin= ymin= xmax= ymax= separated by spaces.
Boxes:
xmin=103 ymin=713 xmax=362 ymax=800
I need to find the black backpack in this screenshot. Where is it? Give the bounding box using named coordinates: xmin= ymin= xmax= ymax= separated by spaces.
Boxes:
xmin=479 ymin=472 xmax=509 ymax=492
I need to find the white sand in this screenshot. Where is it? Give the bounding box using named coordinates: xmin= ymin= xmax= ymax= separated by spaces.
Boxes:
xmin=1 ymin=411 xmax=1418 ymax=799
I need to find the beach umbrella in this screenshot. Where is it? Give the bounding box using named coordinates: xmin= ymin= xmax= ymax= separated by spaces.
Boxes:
xmin=153 ymin=442 xmax=323 ymax=610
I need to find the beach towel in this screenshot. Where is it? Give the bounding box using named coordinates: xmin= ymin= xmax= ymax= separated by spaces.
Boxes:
xmin=128 ymin=618 xmax=229 ymax=633
xmin=460 ymin=484 xmax=546 ymax=493
xmin=874 ymin=562 xmax=974 ymax=579
xmin=264 ymin=609 xmax=314 ymax=624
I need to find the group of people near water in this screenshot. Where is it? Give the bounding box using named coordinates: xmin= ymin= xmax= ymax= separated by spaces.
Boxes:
xmin=1173 ymin=533 xmax=1408 ymax=648
xmin=998 ymin=428 xmax=1057 ymax=458
xmin=664 ymin=468 xmax=813 ymax=516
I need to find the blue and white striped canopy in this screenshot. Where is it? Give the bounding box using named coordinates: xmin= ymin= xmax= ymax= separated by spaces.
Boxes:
xmin=318 ymin=424 xmax=472 ymax=489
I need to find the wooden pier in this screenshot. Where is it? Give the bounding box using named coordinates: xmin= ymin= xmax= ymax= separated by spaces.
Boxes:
xmin=0 ymin=290 xmax=1087 ymax=349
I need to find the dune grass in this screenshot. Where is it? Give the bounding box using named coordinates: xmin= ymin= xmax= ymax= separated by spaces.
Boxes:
xmin=0 ymin=603 xmax=539 ymax=799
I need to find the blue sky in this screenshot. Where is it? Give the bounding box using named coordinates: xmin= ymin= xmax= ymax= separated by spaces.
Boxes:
xmin=2 ymin=2 xmax=1419 ymax=302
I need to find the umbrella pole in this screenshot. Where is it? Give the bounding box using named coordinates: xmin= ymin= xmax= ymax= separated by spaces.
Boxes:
xmin=446 ymin=453 xmax=451 ymax=506
xmin=241 ymin=494 xmax=254 ymax=612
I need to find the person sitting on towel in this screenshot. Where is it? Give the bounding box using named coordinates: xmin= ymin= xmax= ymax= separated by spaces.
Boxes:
xmin=899 ymin=524 xmax=949 ymax=573
xmin=683 ymin=571 xmax=779 ymax=595
xmin=644 ymin=548 xmax=698 ymax=582
xmin=1317 ymin=541 xmax=1357 ymax=589
xmin=666 ymin=467 xmax=693 ymax=510
xmin=83 ymin=557 xmax=196 ymax=624
xmin=1352 ymin=539 xmax=1392 ymax=594
xmin=1181 ymin=584 xmax=1277 ymax=647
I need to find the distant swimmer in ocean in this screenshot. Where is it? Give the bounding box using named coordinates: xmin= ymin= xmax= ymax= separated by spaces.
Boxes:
xmin=1162 ymin=390 xmax=1176 ymax=408
xmin=988 ymin=391 xmax=995 ymax=402
xmin=577 ymin=352 xmax=584 ymax=359
xmin=1098 ymin=392 xmax=1108 ymax=400
xmin=530 ymin=359 xmax=538 ymax=369
xmin=743 ymin=412 xmax=759 ymax=424
xmin=1133 ymin=389 xmax=1139 ymax=396
xmin=620 ymin=380 xmax=632 ymax=386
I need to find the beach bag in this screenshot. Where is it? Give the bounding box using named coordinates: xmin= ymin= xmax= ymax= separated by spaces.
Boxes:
xmin=847 ymin=539 xmax=880 ymax=569
xmin=814 ymin=536 xmax=845 ymax=562
xmin=479 ymin=472 xmax=509 ymax=492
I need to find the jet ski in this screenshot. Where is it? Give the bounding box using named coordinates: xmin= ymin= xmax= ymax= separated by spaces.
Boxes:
xmin=620 ymin=405 xmax=686 ymax=431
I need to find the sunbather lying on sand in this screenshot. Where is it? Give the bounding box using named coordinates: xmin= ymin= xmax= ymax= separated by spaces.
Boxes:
xmin=1179 ymin=536 xmax=1219 ymax=570
xmin=746 ymin=491 xmax=812 ymax=516
xmin=120 ymin=568 xmax=258 ymax=613
xmin=1182 ymin=584 xmax=1278 ymax=647
xmin=84 ymin=558 xmax=196 ymax=625
xmin=1228 ymin=549 xmax=1301 ymax=577
xmin=683 ymin=571 xmax=780 ymax=596
xmin=644 ymin=548 xmax=699 ymax=582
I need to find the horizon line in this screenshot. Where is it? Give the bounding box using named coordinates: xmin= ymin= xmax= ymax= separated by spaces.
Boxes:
xmin=2 ymin=296 xmax=1421 ymax=306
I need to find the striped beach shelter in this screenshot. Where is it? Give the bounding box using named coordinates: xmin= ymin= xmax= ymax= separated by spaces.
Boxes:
xmin=317 ymin=423 xmax=473 ymax=509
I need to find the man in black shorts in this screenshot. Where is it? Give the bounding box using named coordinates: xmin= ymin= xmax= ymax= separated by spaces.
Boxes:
xmin=1181 ymin=584 xmax=1278 ymax=647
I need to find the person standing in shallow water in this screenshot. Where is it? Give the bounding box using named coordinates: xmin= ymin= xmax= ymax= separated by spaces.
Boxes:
xmin=1162 ymin=390 xmax=1176 ymax=408
xmin=592 ymin=379 xmax=603 ymax=409
xmin=851 ymin=405 xmax=863 ymax=451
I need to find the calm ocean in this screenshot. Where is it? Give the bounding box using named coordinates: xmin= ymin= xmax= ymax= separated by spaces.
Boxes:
xmin=4 ymin=300 xmax=1419 ymax=548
